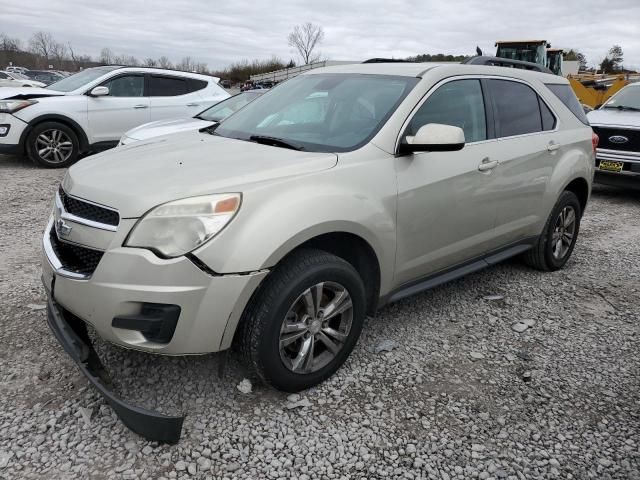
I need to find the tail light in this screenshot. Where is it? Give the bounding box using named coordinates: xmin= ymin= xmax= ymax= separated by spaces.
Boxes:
xmin=592 ymin=131 xmax=599 ymax=154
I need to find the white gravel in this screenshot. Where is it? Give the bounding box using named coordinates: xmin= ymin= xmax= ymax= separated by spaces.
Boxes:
xmin=1 ymin=153 xmax=639 ymax=479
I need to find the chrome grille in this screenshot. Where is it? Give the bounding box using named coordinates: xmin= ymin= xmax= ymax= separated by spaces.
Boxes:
xmin=58 ymin=187 xmax=119 ymax=227
xmin=48 ymin=227 xmax=104 ymax=277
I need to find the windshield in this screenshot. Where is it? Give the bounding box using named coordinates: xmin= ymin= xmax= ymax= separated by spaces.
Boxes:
xmin=214 ymin=74 xmax=418 ymax=152
xmin=603 ymin=85 xmax=640 ymax=110
xmin=46 ymin=66 xmax=121 ymax=92
xmin=198 ymin=91 xmax=264 ymax=122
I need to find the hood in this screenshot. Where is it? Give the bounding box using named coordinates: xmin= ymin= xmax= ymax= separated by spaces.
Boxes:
xmin=588 ymin=108 xmax=640 ymax=128
xmin=124 ymin=117 xmax=214 ymax=142
xmin=0 ymin=86 xmax=65 ymax=100
xmin=64 ymin=131 xmax=338 ymax=218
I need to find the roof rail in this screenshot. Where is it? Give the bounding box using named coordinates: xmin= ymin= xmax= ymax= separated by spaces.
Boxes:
xmin=462 ymin=56 xmax=553 ymax=74
xmin=362 ymin=58 xmax=412 ymax=64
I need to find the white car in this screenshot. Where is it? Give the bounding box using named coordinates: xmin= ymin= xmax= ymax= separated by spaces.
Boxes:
xmin=5 ymin=66 xmax=28 ymax=74
xmin=0 ymin=71 xmax=46 ymax=88
xmin=0 ymin=66 xmax=229 ymax=167
xmin=120 ymin=90 xmax=266 ymax=145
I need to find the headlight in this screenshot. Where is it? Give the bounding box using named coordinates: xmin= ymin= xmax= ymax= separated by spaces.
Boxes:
xmin=125 ymin=194 xmax=241 ymax=258
xmin=0 ymin=99 xmax=38 ymax=113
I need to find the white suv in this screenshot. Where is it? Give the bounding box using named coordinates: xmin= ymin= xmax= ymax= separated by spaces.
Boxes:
xmin=0 ymin=66 xmax=229 ymax=167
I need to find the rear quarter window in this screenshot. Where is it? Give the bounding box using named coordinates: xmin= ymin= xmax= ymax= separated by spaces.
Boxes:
xmin=545 ymin=83 xmax=590 ymax=125
xmin=187 ymin=78 xmax=208 ymax=93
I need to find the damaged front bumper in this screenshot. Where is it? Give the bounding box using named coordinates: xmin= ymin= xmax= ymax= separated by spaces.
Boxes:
xmin=46 ymin=296 xmax=185 ymax=443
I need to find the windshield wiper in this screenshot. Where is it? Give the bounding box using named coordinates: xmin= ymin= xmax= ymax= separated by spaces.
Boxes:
xmin=249 ymin=135 xmax=304 ymax=151
xmin=603 ymin=105 xmax=640 ymax=112
xmin=200 ymin=123 xmax=220 ymax=135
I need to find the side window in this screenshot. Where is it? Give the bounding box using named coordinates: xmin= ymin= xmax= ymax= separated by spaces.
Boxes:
xmin=488 ymin=79 xmax=541 ymax=137
xmin=186 ymin=78 xmax=208 ymax=93
xmin=408 ymin=79 xmax=487 ymax=143
xmin=539 ymin=98 xmax=556 ymax=131
xmin=0 ymin=72 xmax=9 ymax=79
xmin=103 ymin=75 xmax=144 ymax=97
xmin=149 ymin=76 xmax=187 ymax=96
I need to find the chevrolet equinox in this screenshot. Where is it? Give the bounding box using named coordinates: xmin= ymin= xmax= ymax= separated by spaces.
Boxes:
xmin=42 ymin=62 xmax=595 ymax=442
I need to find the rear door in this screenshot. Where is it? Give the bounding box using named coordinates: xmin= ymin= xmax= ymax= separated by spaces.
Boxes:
xmin=148 ymin=75 xmax=208 ymax=121
xmin=484 ymin=78 xmax=558 ymax=244
xmin=87 ymin=73 xmax=150 ymax=143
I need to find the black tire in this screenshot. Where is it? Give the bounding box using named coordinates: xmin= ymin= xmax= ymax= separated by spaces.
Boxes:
xmin=523 ymin=190 xmax=582 ymax=271
xmin=26 ymin=121 xmax=80 ymax=168
xmin=240 ymin=248 xmax=366 ymax=392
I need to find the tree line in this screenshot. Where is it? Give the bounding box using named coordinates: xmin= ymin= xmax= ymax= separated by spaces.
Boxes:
xmin=0 ymin=31 xmax=297 ymax=83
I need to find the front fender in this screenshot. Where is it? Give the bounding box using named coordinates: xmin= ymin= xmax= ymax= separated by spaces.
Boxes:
xmin=193 ymin=156 xmax=398 ymax=295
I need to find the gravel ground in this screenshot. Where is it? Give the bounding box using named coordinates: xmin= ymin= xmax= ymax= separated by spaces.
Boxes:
xmin=1 ymin=153 xmax=639 ymax=480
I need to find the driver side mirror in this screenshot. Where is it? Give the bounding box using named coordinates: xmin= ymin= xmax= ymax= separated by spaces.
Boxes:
xmin=89 ymin=86 xmax=109 ymax=97
xmin=400 ymin=123 xmax=465 ymax=154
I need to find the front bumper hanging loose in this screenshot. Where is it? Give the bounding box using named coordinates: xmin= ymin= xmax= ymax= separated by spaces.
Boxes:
xmin=46 ymin=296 xmax=185 ymax=443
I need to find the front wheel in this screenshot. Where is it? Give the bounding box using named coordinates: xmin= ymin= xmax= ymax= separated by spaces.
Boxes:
xmin=240 ymin=249 xmax=366 ymax=392
xmin=26 ymin=122 xmax=80 ymax=168
xmin=523 ymin=190 xmax=582 ymax=271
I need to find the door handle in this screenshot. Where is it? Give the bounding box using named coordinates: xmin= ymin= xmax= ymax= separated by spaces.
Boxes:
xmin=547 ymin=141 xmax=560 ymax=152
xmin=186 ymin=103 xmax=200 ymax=107
xmin=478 ymin=158 xmax=499 ymax=172
xmin=133 ymin=104 xmax=148 ymax=109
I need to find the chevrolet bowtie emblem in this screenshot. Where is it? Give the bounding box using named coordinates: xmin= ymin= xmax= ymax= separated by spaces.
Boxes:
xmin=56 ymin=218 xmax=72 ymax=237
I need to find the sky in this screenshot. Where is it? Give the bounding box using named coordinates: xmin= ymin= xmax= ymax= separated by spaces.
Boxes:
xmin=2 ymin=0 xmax=640 ymax=71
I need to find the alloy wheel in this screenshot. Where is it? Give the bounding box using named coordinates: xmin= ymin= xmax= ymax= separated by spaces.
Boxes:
xmin=36 ymin=129 xmax=73 ymax=164
xmin=551 ymin=206 xmax=576 ymax=260
xmin=279 ymin=281 xmax=353 ymax=374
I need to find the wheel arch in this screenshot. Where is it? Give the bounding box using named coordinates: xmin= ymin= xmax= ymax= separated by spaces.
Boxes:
xmin=20 ymin=114 xmax=90 ymax=154
xmin=228 ymin=230 xmax=382 ymax=352
xmin=563 ymin=176 xmax=590 ymax=215
xmin=293 ymin=232 xmax=382 ymax=316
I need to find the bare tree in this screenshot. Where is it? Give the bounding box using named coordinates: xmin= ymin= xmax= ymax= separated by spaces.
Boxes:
xmin=144 ymin=57 xmax=157 ymax=67
xmin=125 ymin=55 xmax=139 ymax=66
xmin=158 ymin=56 xmax=172 ymax=69
xmin=68 ymin=42 xmax=80 ymax=69
xmin=51 ymin=41 xmax=67 ymax=69
xmin=194 ymin=62 xmax=208 ymax=74
xmin=100 ymin=47 xmax=113 ymax=64
xmin=0 ymin=34 xmax=21 ymax=52
xmin=29 ymin=31 xmax=57 ymax=64
xmin=287 ymin=23 xmax=324 ymax=65
xmin=177 ymin=56 xmax=195 ymax=71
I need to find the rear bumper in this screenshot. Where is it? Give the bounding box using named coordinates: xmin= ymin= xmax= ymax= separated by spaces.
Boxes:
xmin=594 ymin=148 xmax=640 ymax=188
xmin=45 ymin=294 xmax=184 ymax=443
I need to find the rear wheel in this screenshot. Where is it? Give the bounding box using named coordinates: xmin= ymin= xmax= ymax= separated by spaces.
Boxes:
xmin=26 ymin=122 xmax=80 ymax=168
xmin=240 ymin=249 xmax=366 ymax=392
xmin=523 ymin=190 xmax=582 ymax=271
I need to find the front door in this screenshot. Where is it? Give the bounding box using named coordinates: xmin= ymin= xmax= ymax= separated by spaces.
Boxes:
xmin=394 ymin=78 xmax=503 ymax=286
xmin=87 ymin=74 xmax=149 ymax=144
